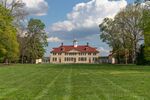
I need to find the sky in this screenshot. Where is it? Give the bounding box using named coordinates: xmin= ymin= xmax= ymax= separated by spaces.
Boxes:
xmin=21 ymin=0 xmax=135 ymax=56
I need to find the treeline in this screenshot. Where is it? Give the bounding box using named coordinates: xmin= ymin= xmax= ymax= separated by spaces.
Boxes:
xmin=99 ymin=1 xmax=150 ymax=65
xmin=0 ymin=1 xmax=48 ymax=64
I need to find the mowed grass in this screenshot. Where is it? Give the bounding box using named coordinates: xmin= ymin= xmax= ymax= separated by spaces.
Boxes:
xmin=0 ymin=64 xmax=150 ymax=100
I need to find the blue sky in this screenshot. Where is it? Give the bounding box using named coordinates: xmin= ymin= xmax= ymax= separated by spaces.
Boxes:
xmin=27 ymin=0 xmax=135 ymax=56
xmin=33 ymin=0 xmax=134 ymax=27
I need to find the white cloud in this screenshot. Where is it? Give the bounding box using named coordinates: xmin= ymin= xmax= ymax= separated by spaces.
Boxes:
xmin=5 ymin=0 xmax=48 ymax=16
xmin=22 ymin=0 xmax=48 ymax=16
xmin=51 ymin=21 xmax=74 ymax=32
xmin=98 ymin=47 xmax=110 ymax=56
xmin=47 ymin=37 xmax=62 ymax=42
xmin=50 ymin=0 xmax=127 ymax=40
xmin=98 ymin=47 xmax=110 ymax=53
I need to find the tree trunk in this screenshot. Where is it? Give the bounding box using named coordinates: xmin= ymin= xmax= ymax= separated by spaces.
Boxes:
xmin=132 ymin=41 xmax=137 ymax=64
xmin=125 ymin=49 xmax=128 ymax=64
xmin=21 ymin=56 xmax=24 ymax=64
xmin=116 ymin=52 xmax=120 ymax=64
xmin=21 ymin=52 xmax=25 ymax=64
xmin=3 ymin=58 xmax=8 ymax=65
xmin=31 ymin=59 xmax=34 ymax=64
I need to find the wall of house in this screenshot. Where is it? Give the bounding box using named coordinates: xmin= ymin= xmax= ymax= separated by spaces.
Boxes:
xmin=50 ymin=51 xmax=99 ymax=64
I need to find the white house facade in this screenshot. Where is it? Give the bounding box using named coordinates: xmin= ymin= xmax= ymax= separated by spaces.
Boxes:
xmin=50 ymin=41 xmax=99 ymax=64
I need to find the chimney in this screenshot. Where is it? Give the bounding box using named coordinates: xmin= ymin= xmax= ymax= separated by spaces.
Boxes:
xmin=61 ymin=42 xmax=63 ymax=46
xmin=87 ymin=42 xmax=89 ymax=46
xmin=73 ymin=39 xmax=78 ymax=47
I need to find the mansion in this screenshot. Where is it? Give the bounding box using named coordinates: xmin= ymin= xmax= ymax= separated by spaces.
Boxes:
xmin=50 ymin=40 xmax=99 ymax=64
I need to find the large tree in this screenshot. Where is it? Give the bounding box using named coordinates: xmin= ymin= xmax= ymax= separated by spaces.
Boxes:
xmin=0 ymin=4 xmax=19 ymax=63
xmin=0 ymin=0 xmax=28 ymax=31
xmin=117 ymin=5 xmax=143 ymax=63
xmin=99 ymin=18 xmax=132 ymax=64
xmin=25 ymin=19 xmax=48 ymax=63
xmin=99 ymin=5 xmax=144 ymax=64
xmin=0 ymin=0 xmax=31 ymax=64
xmin=142 ymin=8 xmax=150 ymax=63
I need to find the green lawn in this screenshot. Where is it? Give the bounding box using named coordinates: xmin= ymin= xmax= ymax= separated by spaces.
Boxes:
xmin=0 ymin=64 xmax=150 ymax=100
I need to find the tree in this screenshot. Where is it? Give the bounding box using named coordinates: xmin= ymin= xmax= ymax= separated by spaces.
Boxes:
xmin=135 ymin=0 xmax=150 ymax=64
xmin=0 ymin=4 xmax=19 ymax=63
xmin=142 ymin=9 xmax=150 ymax=63
xmin=25 ymin=19 xmax=48 ymax=63
xmin=116 ymin=5 xmax=143 ymax=63
xmin=0 ymin=0 xmax=28 ymax=31
xmin=99 ymin=5 xmax=144 ymax=64
xmin=0 ymin=0 xmax=29 ymax=64
xmin=100 ymin=18 xmax=122 ymax=63
xmin=136 ymin=45 xmax=146 ymax=65
xmin=0 ymin=0 xmax=27 ymax=20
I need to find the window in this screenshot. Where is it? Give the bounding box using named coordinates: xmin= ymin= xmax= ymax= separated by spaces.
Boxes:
xmin=79 ymin=57 xmax=87 ymax=61
xmin=74 ymin=53 xmax=77 ymax=55
xmin=68 ymin=53 xmax=77 ymax=56
xmin=93 ymin=57 xmax=97 ymax=62
xmin=88 ymin=53 xmax=91 ymax=55
xmin=64 ymin=58 xmax=66 ymax=61
xmin=58 ymin=53 xmax=62 ymax=55
xmin=64 ymin=57 xmax=76 ymax=62
xmin=93 ymin=53 xmax=97 ymax=55
xmin=53 ymin=57 xmax=57 ymax=62
xmin=79 ymin=53 xmax=86 ymax=55
xmin=78 ymin=58 xmax=80 ymax=61
xmin=53 ymin=53 xmax=56 ymax=55
xmin=71 ymin=58 xmax=74 ymax=61
xmin=65 ymin=53 xmax=67 ymax=55
xmin=61 ymin=47 xmax=64 ymax=51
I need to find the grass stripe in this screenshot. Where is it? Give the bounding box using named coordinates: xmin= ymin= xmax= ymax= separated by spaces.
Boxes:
xmin=87 ymin=69 xmax=113 ymax=100
xmin=90 ymin=70 xmax=145 ymax=100
xmin=0 ymin=68 xmax=50 ymax=99
xmin=34 ymin=68 xmax=65 ymax=100
xmin=103 ymin=77 xmax=145 ymax=100
xmin=63 ymin=67 xmax=72 ymax=100
xmin=100 ymin=70 xmax=145 ymax=100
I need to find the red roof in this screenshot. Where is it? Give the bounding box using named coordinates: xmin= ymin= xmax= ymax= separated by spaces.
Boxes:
xmin=51 ymin=45 xmax=99 ymax=53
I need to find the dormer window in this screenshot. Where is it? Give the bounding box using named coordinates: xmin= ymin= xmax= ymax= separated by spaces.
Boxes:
xmin=61 ymin=47 xmax=64 ymax=51
xmin=84 ymin=47 xmax=88 ymax=51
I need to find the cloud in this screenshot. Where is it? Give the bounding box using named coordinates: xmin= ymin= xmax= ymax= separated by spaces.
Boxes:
xmin=98 ymin=47 xmax=110 ymax=56
xmin=22 ymin=0 xmax=48 ymax=16
xmin=47 ymin=37 xmax=62 ymax=42
xmin=50 ymin=0 xmax=127 ymax=40
xmin=4 ymin=0 xmax=48 ymax=16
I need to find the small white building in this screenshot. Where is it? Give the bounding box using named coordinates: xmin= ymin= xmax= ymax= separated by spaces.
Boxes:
xmin=36 ymin=59 xmax=42 ymax=64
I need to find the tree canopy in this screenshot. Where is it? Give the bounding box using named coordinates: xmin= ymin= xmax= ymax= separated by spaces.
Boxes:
xmin=0 ymin=4 xmax=19 ymax=62
xmin=99 ymin=5 xmax=144 ymax=64
xmin=24 ymin=19 xmax=48 ymax=63
xmin=142 ymin=8 xmax=150 ymax=63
